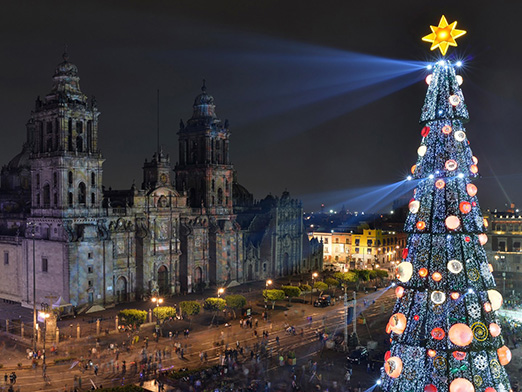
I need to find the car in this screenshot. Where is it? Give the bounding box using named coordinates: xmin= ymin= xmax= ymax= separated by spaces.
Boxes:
xmin=347 ymin=346 xmax=369 ymax=364
xmin=314 ymin=295 xmax=332 ymax=307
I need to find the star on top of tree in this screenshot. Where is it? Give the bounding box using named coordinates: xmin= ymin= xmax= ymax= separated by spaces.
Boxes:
xmin=422 ymin=15 xmax=466 ymax=55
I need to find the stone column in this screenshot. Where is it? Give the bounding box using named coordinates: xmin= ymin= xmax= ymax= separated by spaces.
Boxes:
xmin=96 ymin=319 xmax=100 ymax=335
xmin=115 ymin=316 xmax=119 ymax=331
xmin=76 ymin=323 xmax=80 ymax=339
xmin=55 ymin=327 xmax=60 ymax=344
xmin=21 ymin=322 xmax=24 ymax=338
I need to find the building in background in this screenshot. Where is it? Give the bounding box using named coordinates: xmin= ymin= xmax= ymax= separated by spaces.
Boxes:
xmin=0 ymin=55 xmax=321 ymax=308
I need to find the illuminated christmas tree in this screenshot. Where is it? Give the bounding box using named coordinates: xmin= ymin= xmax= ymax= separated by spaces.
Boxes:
xmin=381 ymin=16 xmax=512 ymax=392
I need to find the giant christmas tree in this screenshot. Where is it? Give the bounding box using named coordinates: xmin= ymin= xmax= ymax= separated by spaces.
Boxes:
xmin=381 ymin=16 xmax=513 ymax=392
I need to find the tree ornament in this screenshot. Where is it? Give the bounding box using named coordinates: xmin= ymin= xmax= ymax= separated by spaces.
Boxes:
xmin=471 ymin=322 xmax=488 ymax=341
xmin=445 ymin=159 xmax=458 ymax=171
xmin=485 ymin=388 xmax=496 ymax=392
xmin=431 ymin=291 xmax=446 ymax=304
xmin=384 ymin=351 xmax=391 ymax=361
xmin=484 ymin=302 xmax=492 ymax=312
xmin=483 ymin=218 xmax=489 ymax=228
xmin=397 ymin=262 xmax=413 ymax=282
xmin=435 ymin=179 xmax=445 ymax=189
xmin=465 ymin=236 xmax=471 ymax=242
xmin=478 ymin=234 xmax=488 ymax=245
xmin=395 ymin=286 xmax=405 ymax=298
xmin=456 ymin=75 xmax=463 ymax=85
xmin=449 ymin=323 xmax=473 ymax=346
xmin=451 ymin=292 xmax=460 ymax=300
xmin=425 ymin=385 xmax=438 ymax=392
xmin=448 ymin=260 xmax=463 ymax=274
xmin=470 ymin=165 xmax=478 ymax=174
xmin=459 ymin=202 xmax=472 ymax=214
xmin=427 ymin=349 xmax=437 ymax=357
xmin=422 ymin=15 xmax=467 ymax=56
xmin=418 ymin=145 xmax=427 ymax=156
xmin=421 ymin=126 xmax=430 ymax=137
xmin=453 ymin=351 xmax=466 ymax=360
xmin=449 ymin=95 xmax=461 ymax=106
xmin=487 ymin=290 xmax=503 ymax=310
xmin=389 ymin=313 xmax=407 ymax=334
xmin=467 ymin=183 xmax=477 ymax=197
xmin=417 ymin=221 xmax=426 ymax=230
xmin=432 ymin=272 xmax=442 ymax=282
xmin=409 ymin=200 xmax=420 ymax=214
xmin=414 ymin=315 xmax=420 ymax=321
xmin=431 ymin=327 xmax=445 ymax=340
xmin=411 ymin=165 xmax=417 ymax=174
xmin=426 ymin=74 xmax=433 ymax=85
xmin=385 ymin=356 xmax=403 ymax=378
xmin=445 ymin=215 xmax=460 ymax=230
xmin=472 ymin=156 xmax=478 ymax=164
xmin=488 ymin=263 xmax=493 ymax=272
xmin=402 ymin=248 xmax=409 ymax=259
xmin=497 ymin=346 xmax=512 ymax=366
xmin=419 ymin=267 xmax=428 ymax=278
xmin=454 ymin=130 xmax=466 ymax=141
xmin=442 ymin=125 xmax=453 ymax=134
xmin=449 ymin=378 xmax=475 ymax=392
xmin=489 ymin=323 xmax=501 ymax=337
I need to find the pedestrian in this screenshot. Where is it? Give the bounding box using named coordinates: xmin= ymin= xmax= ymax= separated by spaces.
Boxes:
xmin=276 ymin=336 xmax=280 ymax=346
xmin=94 ymin=364 xmax=98 ymax=376
xmin=4 ymin=373 xmax=7 ymax=384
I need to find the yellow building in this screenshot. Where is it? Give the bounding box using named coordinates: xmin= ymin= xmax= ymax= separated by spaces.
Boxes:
xmin=351 ymin=229 xmax=407 ymax=271
xmin=308 ymin=231 xmax=351 ymax=270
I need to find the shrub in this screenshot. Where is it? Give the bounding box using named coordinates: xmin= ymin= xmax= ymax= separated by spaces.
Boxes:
xmin=152 ymin=306 xmax=176 ymax=322
xmin=281 ymin=285 xmax=301 ymax=302
xmin=226 ymin=295 xmax=247 ymax=318
xmin=179 ymin=301 xmax=201 ymax=317
xmin=203 ymin=297 xmax=227 ymax=312
xmin=314 ymin=281 xmax=328 ymax=292
xmin=299 ymin=284 xmax=311 ymax=292
xmin=324 ymin=277 xmax=339 ymax=288
xmin=263 ymin=289 xmax=285 ymax=309
xmin=118 ymin=309 xmax=147 ymax=326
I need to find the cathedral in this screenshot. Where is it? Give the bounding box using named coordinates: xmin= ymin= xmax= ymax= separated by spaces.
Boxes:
xmin=0 ymin=54 xmax=322 ymax=308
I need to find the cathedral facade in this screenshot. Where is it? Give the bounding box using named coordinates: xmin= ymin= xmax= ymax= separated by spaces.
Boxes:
xmin=0 ymin=55 xmax=322 ymax=308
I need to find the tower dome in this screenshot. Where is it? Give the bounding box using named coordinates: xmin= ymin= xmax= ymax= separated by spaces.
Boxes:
xmin=191 ymin=80 xmax=217 ymax=119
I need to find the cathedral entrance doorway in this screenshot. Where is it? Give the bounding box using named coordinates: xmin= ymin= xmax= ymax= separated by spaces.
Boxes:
xmin=247 ymin=264 xmax=253 ymax=281
xmin=194 ymin=267 xmax=203 ymax=292
xmin=158 ymin=266 xmax=169 ymax=295
xmin=283 ymin=253 xmax=290 ymax=276
xmin=116 ymin=276 xmax=128 ymax=302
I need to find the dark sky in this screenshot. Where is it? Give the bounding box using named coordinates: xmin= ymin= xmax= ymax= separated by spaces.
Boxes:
xmin=1 ymin=1 xmax=521 ymax=212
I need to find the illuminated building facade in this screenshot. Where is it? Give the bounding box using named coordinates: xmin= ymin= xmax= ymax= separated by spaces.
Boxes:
xmin=0 ymin=55 xmax=320 ymax=308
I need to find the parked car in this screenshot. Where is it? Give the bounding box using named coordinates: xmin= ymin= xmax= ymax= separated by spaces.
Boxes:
xmin=347 ymin=346 xmax=369 ymax=364
xmin=314 ymin=295 xmax=332 ymax=307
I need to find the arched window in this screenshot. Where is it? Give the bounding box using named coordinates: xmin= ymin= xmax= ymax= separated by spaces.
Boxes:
xmin=68 ymin=192 xmax=73 ymax=207
xmin=36 ymin=174 xmax=40 ymax=188
xmin=217 ymin=188 xmax=223 ymax=205
xmin=76 ymin=136 xmax=83 ymax=152
xmin=91 ymin=192 xmax=96 ymax=205
xmin=68 ymin=171 xmax=73 ymax=185
xmin=43 ymin=184 xmax=50 ymax=207
xmin=91 ymin=172 xmax=96 ymax=187
xmin=53 ymin=172 xmax=57 ymax=187
xmin=78 ymin=182 xmax=86 ymax=205
xmin=53 ymin=192 xmax=58 ymax=206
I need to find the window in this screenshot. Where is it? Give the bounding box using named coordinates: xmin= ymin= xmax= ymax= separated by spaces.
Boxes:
xmin=88 ymin=280 xmax=93 ymax=287
xmin=367 ymin=248 xmax=372 ymax=254
xmin=53 ymin=172 xmax=57 ymax=187
xmin=4 ymin=251 xmax=8 ymax=265
xmin=514 ymin=242 xmax=521 ymax=251
xmin=367 ymin=239 xmax=373 ymax=246
xmin=36 ymin=193 xmax=40 ymax=207
xmin=355 ymin=239 xmax=360 ymax=246
xmin=323 ymin=238 xmax=328 ymax=244
xmin=91 ymin=172 xmax=96 ymax=187
xmin=36 ymin=174 xmax=40 ymax=188
xmin=355 ymin=247 xmax=359 ymax=253
xmin=42 ymin=258 xmax=48 ymax=272
xmin=43 ymin=184 xmax=50 ymax=207
xmin=498 ymin=241 xmax=506 ymax=251
xmin=88 ymin=266 xmax=93 ymax=274
xmin=91 ymin=193 xmax=95 ymax=205
xmin=88 ymin=252 xmax=93 ymax=259
xmin=335 ymin=238 xmax=339 ymax=244
xmin=78 ymin=182 xmax=86 ymax=205
xmin=324 ymin=246 xmax=329 ymax=253
xmin=68 ymin=171 xmax=73 ymax=185
xmin=68 ymin=192 xmax=73 ymax=207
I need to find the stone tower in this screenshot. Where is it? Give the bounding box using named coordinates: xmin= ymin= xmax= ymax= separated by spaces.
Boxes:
xmin=29 ymin=51 xmax=103 ymax=218
xmin=175 ymin=81 xmax=233 ymax=214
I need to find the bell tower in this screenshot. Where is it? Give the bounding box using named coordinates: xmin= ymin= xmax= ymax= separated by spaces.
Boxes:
xmin=29 ymin=52 xmax=103 ymax=217
xmin=175 ymin=81 xmax=233 ymax=214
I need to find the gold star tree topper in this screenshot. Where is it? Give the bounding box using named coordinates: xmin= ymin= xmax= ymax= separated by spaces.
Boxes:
xmin=422 ymin=15 xmax=466 ymax=56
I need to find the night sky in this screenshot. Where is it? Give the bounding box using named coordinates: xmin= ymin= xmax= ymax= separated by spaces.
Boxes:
xmin=1 ymin=1 xmax=521 ymax=212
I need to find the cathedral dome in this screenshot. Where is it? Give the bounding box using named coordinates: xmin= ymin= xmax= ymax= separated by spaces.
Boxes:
xmin=6 ymin=145 xmax=30 ymax=171
xmin=54 ymin=52 xmax=79 ymax=78
xmin=191 ymin=80 xmax=217 ymax=119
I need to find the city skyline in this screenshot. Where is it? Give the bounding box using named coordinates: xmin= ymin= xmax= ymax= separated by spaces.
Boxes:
xmin=1 ymin=2 xmax=522 ymax=212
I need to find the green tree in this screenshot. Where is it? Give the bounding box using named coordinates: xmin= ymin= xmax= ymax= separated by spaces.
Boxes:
xmin=225 ymin=294 xmax=247 ymax=319
xmin=263 ymin=289 xmax=285 ymax=309
xmin=118 ymin=309 xmax=147 ymax=327
xmin=313 ymin=281 xmax=328 ymax=293
xmin=203 ymin=297 xmax=227 ymax=312
xmin=299 ymin=284 xmax=312 ymax=292
xmin=324 ymin=277 xmax=340 ymax=296
xmin=353 ymin=269 xmax=370 ymax=291
xmin=281 ymin=285 xmax=301 ymax=303
xmin=179 ymin=301 xmax=201 ymax=321
xmin=334 ymin=271 xmax=358 ymax=285
xmin=152 ymin=306 xmax=176 ymax=322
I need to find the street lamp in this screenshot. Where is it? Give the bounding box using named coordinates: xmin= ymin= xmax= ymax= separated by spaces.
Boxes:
xmin=265 ymin=279 xmax=272 ymax=320
xmin=151 ymin=296 xmax=163 ymax=339
xmin=311 ymin=272 xmax=318 ymax=305
xmin=41 ymin=311 xmax=50 ymax=374
xmin=27 ymin=222 xmax=37 ymax=354
xmin=217 ymin=288 xmax=225 ymax=298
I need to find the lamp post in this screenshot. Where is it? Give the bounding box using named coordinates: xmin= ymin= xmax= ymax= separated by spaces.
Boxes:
xmin=217 ymin=288 xmax=225 ymax=298
xmin=265 ymin=279 xmax=272 ymax=320
xmin=311 ymin=272 xmax=318 ymax=305
xmin=27 ymin=221 xmax=37 ymax=354
xmin=41 ymin=311 xmax=50 ymax=374
xmin=151 ymin=296 xmax=163 ymax=339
